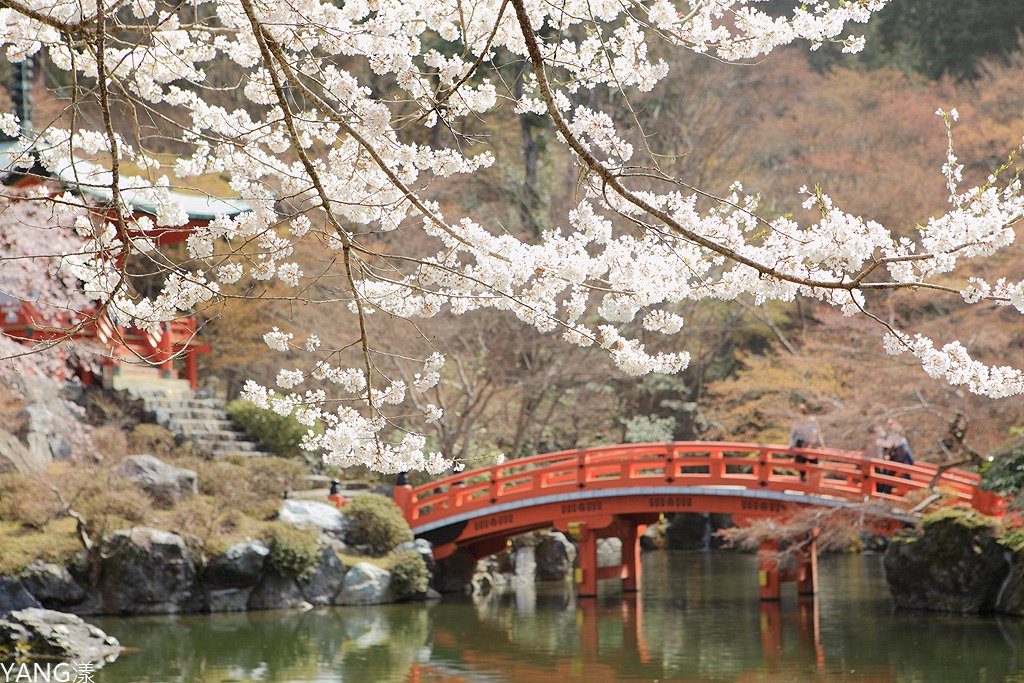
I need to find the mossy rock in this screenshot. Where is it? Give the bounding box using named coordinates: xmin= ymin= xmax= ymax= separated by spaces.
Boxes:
xmin=884 ymin=507 xmax=1010 ymax=613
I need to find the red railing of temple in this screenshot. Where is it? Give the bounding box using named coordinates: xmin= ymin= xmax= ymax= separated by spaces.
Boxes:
xmin=395 ymin=442 xmax=1003 ymax=527
xmin=0 ymin=301 xmax=209 ymax=389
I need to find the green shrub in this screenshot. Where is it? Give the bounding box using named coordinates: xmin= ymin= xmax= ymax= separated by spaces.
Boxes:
xmin=263 ymin=523 xmax=321 ymax=579
xmin=226 ymin=400 xmax=309 ymax=457
xmin=981 ymin=441 xmax=1024 ymax=509
xmin=343 ymin=493 xmax=413 ymax=555
xmin=389 ymin=550 xmax=428 ymax=600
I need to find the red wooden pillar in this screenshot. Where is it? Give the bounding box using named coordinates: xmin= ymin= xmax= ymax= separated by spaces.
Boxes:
xmin=393 ymin=473 xmax=414 ymax=523
xmin=577 ymin=526 xmax=599 ymax=598
xmin=758 ymin=539 xmax=782 ymax=601
xmin=797 ymin=528 xmax=819 ymax=596
xmin=758 ymin=530 xmax=818 ymax=601
xmin=184 ymin=348 xmax=198 ymax=390
xmin=158 ymin=323 xmax=174 ymax=376
xmin=622 ymin=523 xmax=643 ymax=593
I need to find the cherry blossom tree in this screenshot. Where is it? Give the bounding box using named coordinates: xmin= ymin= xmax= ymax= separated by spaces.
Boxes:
xmin=1 ymin=0 xmax=1022 ymax=474
xmin=0 ymin=192 xmax=95 ymax=377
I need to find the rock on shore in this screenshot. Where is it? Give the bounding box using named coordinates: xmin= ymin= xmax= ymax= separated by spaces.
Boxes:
xmin=884 ymin=507 xmax=1016 ymax=614
xmin=0 ymin=608 xmax=120 ymax=664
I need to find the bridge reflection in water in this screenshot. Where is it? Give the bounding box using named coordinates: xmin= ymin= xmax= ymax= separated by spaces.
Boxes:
xmin=409 ymin=594 xmax=832 ymax=683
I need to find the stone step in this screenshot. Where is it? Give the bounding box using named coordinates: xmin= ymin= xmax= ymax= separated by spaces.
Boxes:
xmin=135 ymin=391 xmax=274 ymax=458
xmin=116 ymin=380 xmax=193 ymax=401
xmin=164 ymin=408 xmax=231 ymax=421
xmin=143 ymin=398 xmax=223 ymax=410
xmin=211 ymin=443 xmax=267 ymax=456
xmin=108 ymin=365 xmax=165 ymax=380
xmin=167 ymin=417 xmax=238 ymax=433
xmin=190 ymin=430 xmax=254 ymax=443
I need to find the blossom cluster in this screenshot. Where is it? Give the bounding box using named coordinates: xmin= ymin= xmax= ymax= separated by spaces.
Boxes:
xmin=1 ymin=0 xmax=1022 ymax=473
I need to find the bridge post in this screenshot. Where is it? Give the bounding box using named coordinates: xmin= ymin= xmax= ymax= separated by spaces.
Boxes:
xmin=393 ymin=472 xmax=413 ymax=520
xmin=622 ymin=523 xmax=642 ymax=593
xmin=576 ymin=526 xmax=599 ymax=598
xmin=758 ymin=529 xmax=819 ymax=600
xmin=758 ymin=539 xmax=782 ymax=601
xmin=796 ymin=528 xmax=819 ymax=596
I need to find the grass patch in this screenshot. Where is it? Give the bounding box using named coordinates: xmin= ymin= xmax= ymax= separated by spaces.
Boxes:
xmin=0 ymin=519 xmax=82 ymax=575
xmin=336 ymin=551 xmax=392 ymax=570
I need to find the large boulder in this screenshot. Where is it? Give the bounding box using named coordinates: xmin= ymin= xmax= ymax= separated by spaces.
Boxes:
xmin=203 ymin=541 xmax=269 ymax=589
xmin=278 ymin=499 xmax=348 ymax=535
xmin=663 ymin=513 xmax=733 ymax=550
xmin=640 ymin=523 xmax=664 ymax=551
xmin=247 ymin=572 xmax=307 ymax=611
xmin=202 ymin=540 xmax=270 ymax=613
xmin=470 ymin=556 xmax=510 ymax=597
xmin=996 ymin=551 xmax=1024 ymax=616
xmin=12 ymin=376 xmax=81 ymax=466
xmin=98 ymin=527 xmax=200 ymax=615
xmin=0 ymin=577 xmax=41 ymax=617
xmin=535 ymin=532 xmax=576 ymax=580
xmin=206 ymin=588 xmax=254 ymax=613
xmin=884 ymin=508 xmax=1011 ymax=613
xmin=511 ymin=545 xmax=536 ymax=583
xmin=298 ymin=547 xmax=347 ymax=606
xmin=0 ymin=608 xmax=120 ymax=664
xmin=597 ymin=538 xmax=622 ymax=568
xmin=16 ymin=562 xmax=87 ymax=610
xmin=118 ymin=454 xmax=198 ymax=506
xmin=336 ymin=562 xmax=392 ymax=605
xmin=432 ymin=548 xmax=477 ymax=594
xmin=0 ymin=428 xmax=39 ymax=474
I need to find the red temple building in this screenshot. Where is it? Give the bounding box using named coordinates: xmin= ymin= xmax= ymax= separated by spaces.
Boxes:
xmin=0 ymin=60 xmax=250 ymax=393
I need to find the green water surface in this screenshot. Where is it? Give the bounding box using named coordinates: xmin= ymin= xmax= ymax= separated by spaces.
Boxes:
xmin=91 ymin=552 xmax=1024 ymax=682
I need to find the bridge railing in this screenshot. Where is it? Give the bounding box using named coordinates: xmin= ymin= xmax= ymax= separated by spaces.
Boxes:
xmin=397 ymin=442 xmax=1002 ymax=528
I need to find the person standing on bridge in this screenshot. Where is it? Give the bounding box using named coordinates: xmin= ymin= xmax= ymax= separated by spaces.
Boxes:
xmin=869 ymin=424 xmax=895 ymax=494
xmin=885 ymin=420 xmax=915 ymax=467
xmin=789 ymin=404 xmax=824 ymax=482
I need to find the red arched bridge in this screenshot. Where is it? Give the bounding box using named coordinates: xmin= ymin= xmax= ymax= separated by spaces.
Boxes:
xmin=392 ymin=442 xmax=1002 ymax=599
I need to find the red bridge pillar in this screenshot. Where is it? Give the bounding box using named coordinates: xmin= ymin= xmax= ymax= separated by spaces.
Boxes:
xmin=577 ymin=526 xmax=599 ymax=598
xmin=573 ymin=516 xmax=647 ymax=598
xmin=758 ymin=528 xmax=819 ymax=601
xmin=622 ymin=522 xmax=642 ymax=593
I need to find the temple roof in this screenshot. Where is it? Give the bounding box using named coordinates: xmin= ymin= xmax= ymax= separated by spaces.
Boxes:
xmin=0 ymin=138 xmax=251 ymax=222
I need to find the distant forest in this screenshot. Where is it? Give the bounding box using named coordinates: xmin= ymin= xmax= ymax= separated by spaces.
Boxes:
xmin=775 ymin=0 xmax=1024 ymax=81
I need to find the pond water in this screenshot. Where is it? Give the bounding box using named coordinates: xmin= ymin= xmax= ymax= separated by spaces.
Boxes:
xmin=92 ymin=552 xmax=1024 ymax=682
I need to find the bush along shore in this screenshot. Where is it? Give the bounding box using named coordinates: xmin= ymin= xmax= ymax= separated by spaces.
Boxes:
xmin=1 ymin=493 xmax=436 ymax=618
xmin=0 ymin=486 xmax=433 ymax=667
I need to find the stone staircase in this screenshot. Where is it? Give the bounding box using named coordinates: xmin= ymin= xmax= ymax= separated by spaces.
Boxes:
xmin=112 ymin=367 xmax=267 ymax=457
